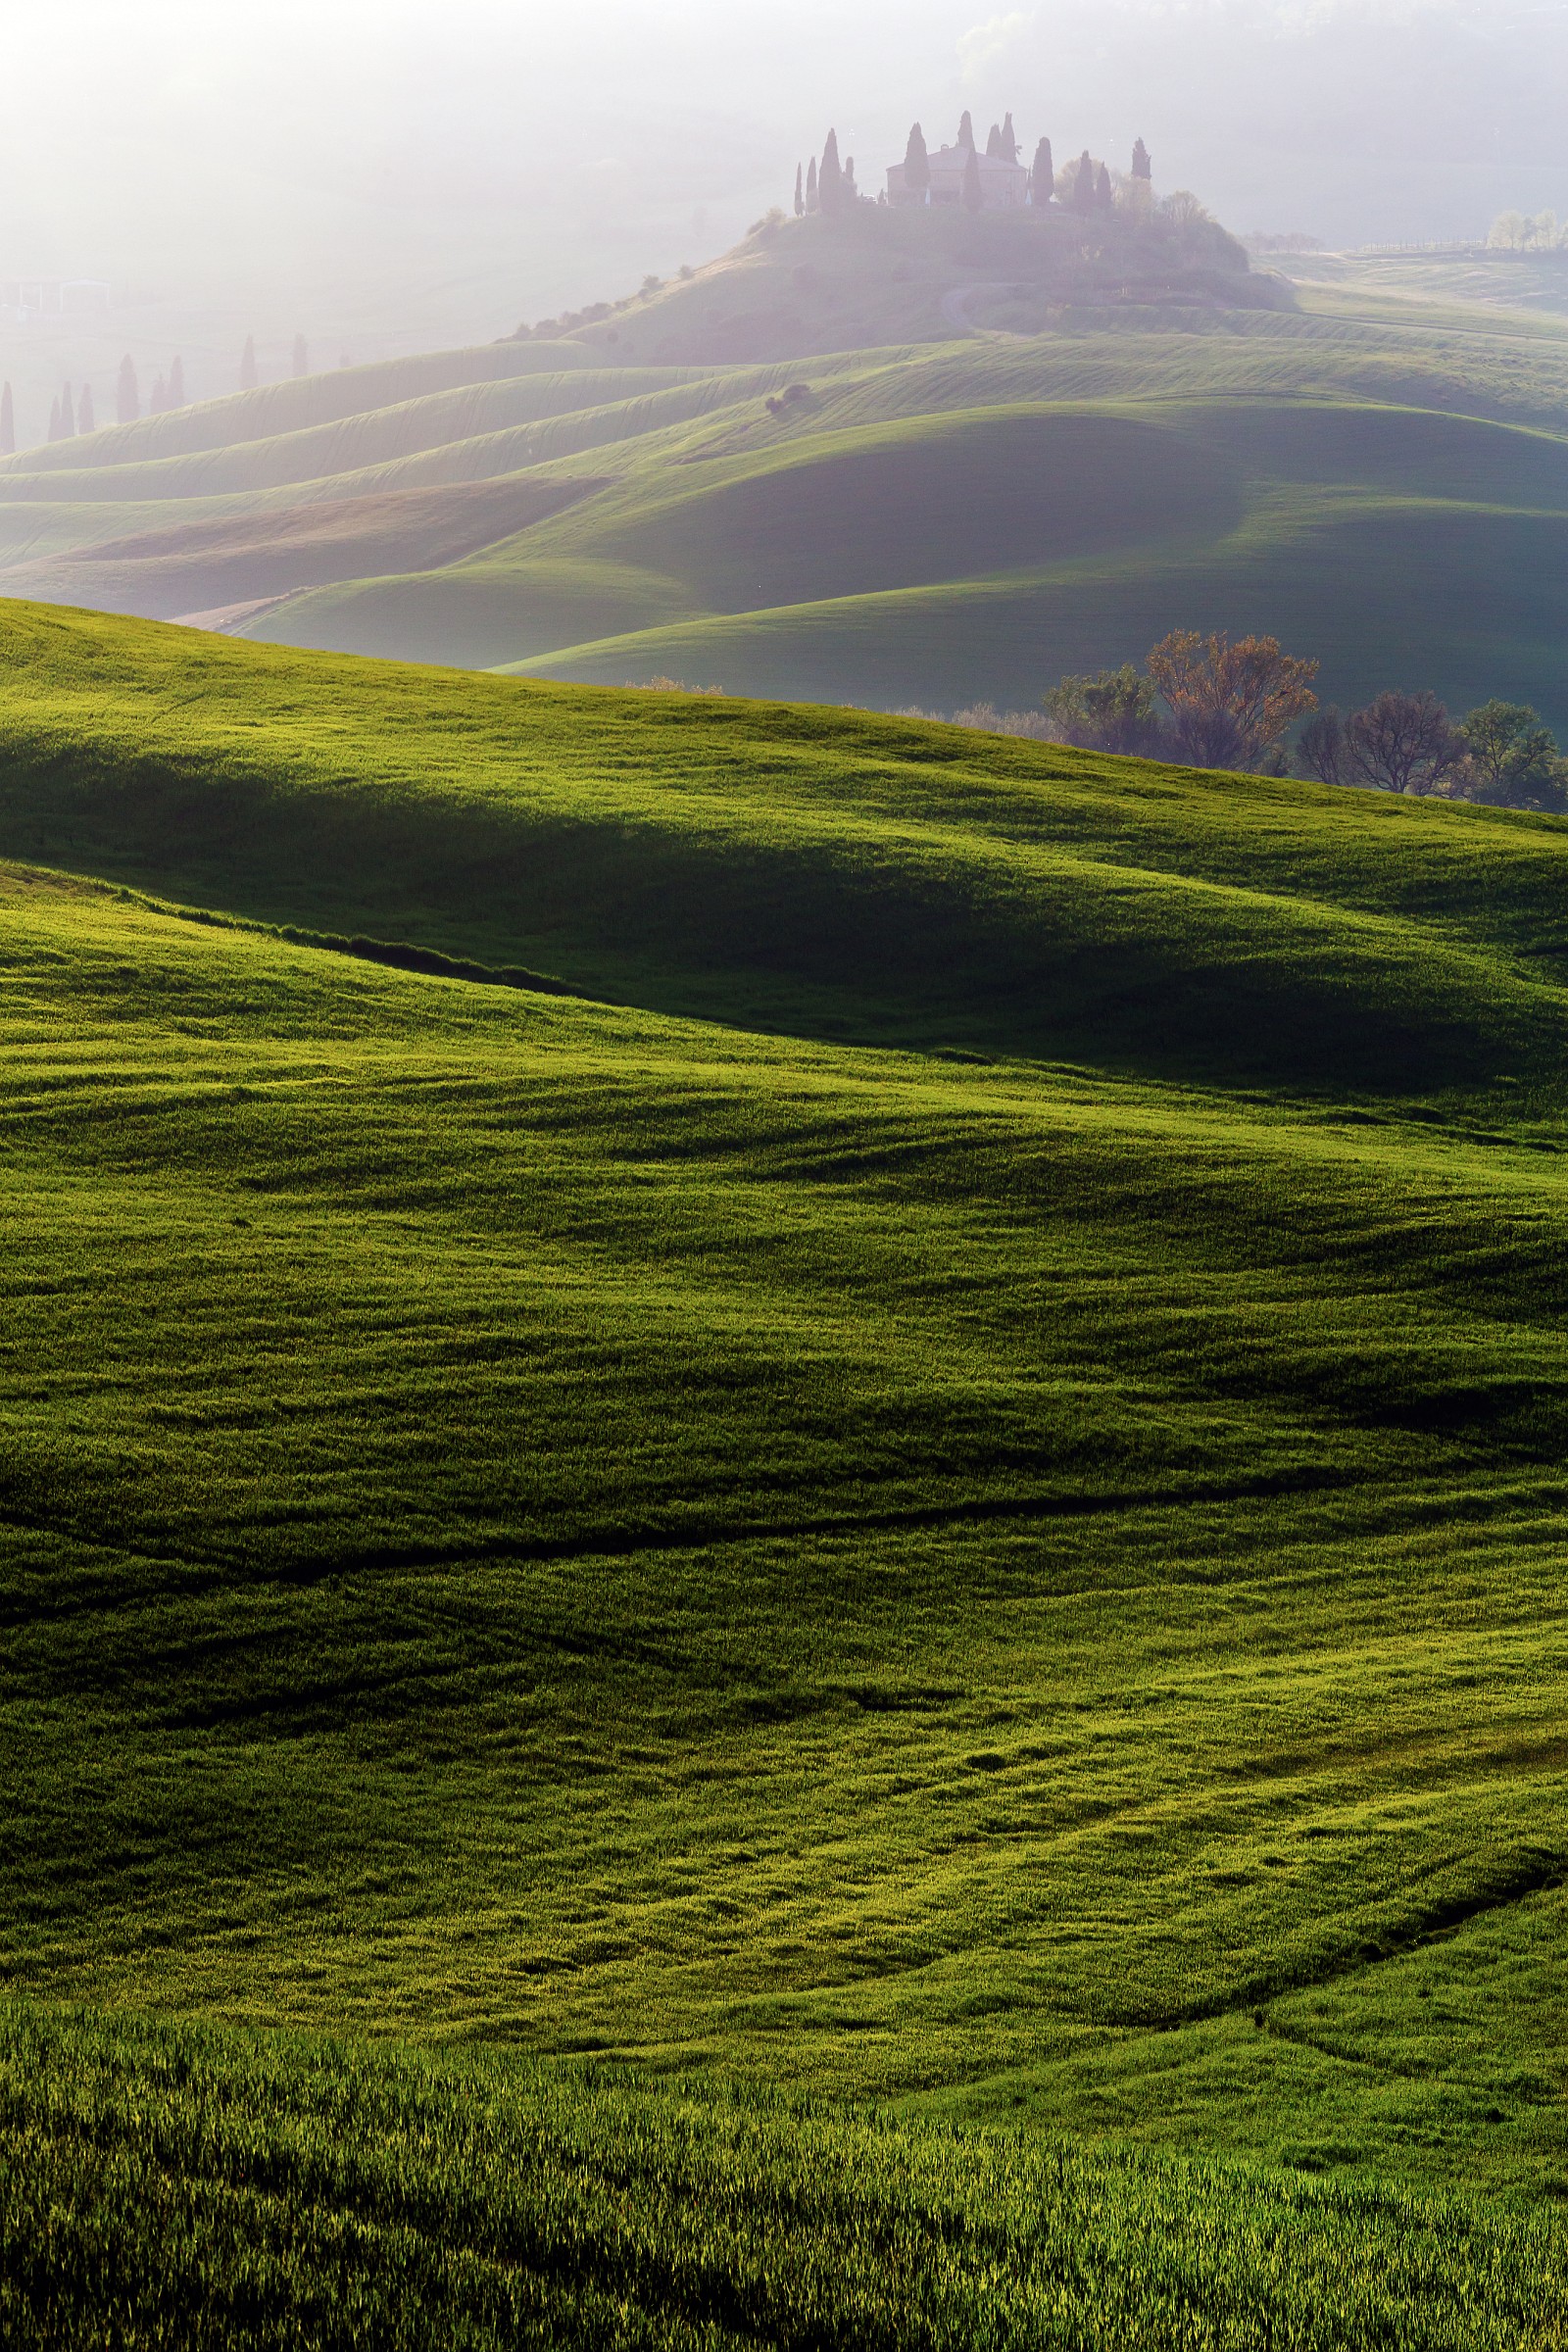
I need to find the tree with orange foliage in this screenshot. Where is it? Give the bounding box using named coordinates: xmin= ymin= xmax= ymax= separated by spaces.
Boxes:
xmin=1146 ymin=630 xmax=1318 ymax=771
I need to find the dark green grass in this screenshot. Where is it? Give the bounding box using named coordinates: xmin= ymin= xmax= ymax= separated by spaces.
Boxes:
xmin=4 ymin=2007 xmax=1562 ymax=2350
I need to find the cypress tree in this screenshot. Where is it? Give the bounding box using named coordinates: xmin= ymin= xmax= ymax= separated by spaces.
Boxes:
xmin=1132 ymin=138 xmax=1152 ymax=181
xmin=1002 ymin=111 xmax=1017 ymax=161
xmin=1097 ymin=162 xmax=1114 ymax=212
xmin=904 ymin=122 xmax=929 ymax=199
xmin=0 ymin=383 xmax=13 ymax=457
xmin=986 ymin=122 xmax=1004 ymax=159
xmin=1031 ymin=136 xmax=1054 ymax=203
xmin=844 ymin=156 xmax=858 ymax=202
xmin=292 ymin=333 xmax=309 ymax=377
xmin=77 ymin=384 xmax=95 ymax=433
xmin=962 ymin=146 xmax=983 ymax=214
xmin=806 ymin=156 xmax=818 ymax=211
xmin=957 ymin=110 xmax=975 ymax=151
xmin=240 ymin=335 xmax=258 ymax=391
xmin=1072 ymin=151 xmax=1096 ymax=213
xmin=794 ymin=163 xmax=804 ymax=218
xmin=818 ymin=129 xmax=843 ymax=214
xmin=61 ymin=385 xmax=75 ymax=436
xmin=170 ymin=355 xmax=185 ymax=406
xmin=116 ymin=354 xmax=139 ymax=425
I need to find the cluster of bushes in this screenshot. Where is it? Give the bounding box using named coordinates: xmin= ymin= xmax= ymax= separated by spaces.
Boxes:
xmin=1299 ymin=694 xmax=1567 ymax=806
xmin=1489 ymin=210 xmax=1568 ymax=253
xmin=895 ymin=702 xmax=1056 ymax=739
xmin=1047 ymin=632 xmax=1319 ymax=771
xmin=514 ymin=266 xmax=697 ymax=343
xmin=1046 ymin=635 xmax=1568 ymax=809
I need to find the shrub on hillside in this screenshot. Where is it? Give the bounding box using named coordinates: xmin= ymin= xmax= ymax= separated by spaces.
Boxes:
xmin=1043 ymin=633 xmax=1316 ymax=771
xmin=1458 ymin=700 xmax=1568 ymax=808
xmin=1297 ymin=693 xmax=1568 ymax=808
xmin=894 ymin=704 xmax=1059 ymax=740
xmin=1045 ymin=664 xmax=1163 ymax=756
xmin=1146 ymin=630 xmax=1318 ymax=771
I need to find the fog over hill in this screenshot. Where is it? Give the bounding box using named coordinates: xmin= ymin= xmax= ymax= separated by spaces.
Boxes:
xmin=0 ymin=0 xmax=1560 ymax=406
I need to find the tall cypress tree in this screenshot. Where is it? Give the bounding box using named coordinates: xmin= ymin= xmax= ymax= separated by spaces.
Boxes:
xmin=1097 ymin=162 xmax=1114 ymax=212
xmin=818 ymin=129 xmax=843 ymax=214
xmin=962 ymin=146 xmax=983 ymax=214
xmin=957 ymin=110 xmax=975 ymax=151
xmin=904 ymin=122 xmax=929 ymax=200
xmin=794 ymin=163 xmax=804 ymax=217
xmin=117 ymin=354 xmax=139 ymax=425
xmin=240 ymin=335 xmax=258 ymax=391
xmin=61 ymin=385 xmax=75 ymax=436
xmin=0 ymin=382 xmax=13 ymax=457
xmin=77 ymin=384 xmax=95 ymax=433
xmin=806 ymin=156 xmax=818 ymax=211
xmin=1132 ymin=138 xmax=1152 ymax=181
xmin=170 ymin=355 xmax=185 ymax=406
xmin=985 ymin=122 xmax=1004 ymax=160
xmin=1002 ymin=111 xmax=1017 ymax=161
xmin=1031 ymin=136 xmax=1054 ymax=203
xmin=1073 ymin=151 xmax=1097 ymax=213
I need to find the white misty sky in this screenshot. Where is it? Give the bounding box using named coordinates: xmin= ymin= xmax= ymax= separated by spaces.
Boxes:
xmin=1 ymin=1 xmax=1563 ymax=343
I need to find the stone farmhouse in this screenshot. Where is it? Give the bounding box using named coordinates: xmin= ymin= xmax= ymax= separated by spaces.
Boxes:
xmin=886 ymin=144 xmax=1028 ymax=211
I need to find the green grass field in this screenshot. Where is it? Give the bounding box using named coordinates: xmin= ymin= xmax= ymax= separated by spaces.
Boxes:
xmin=2 ymin=599 xmax=1568 ymax=2335
xmin=5 ymin=2011 xmax=1563 ymax=2352
xmin=1 ymin=210 xmax=1566 ymax=721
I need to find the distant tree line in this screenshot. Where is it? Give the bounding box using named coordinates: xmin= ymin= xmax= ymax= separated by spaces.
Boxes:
xmin=1489 ymin=211 xmax=1567 ymax=253
xmin=1044 ymin=633 xmax=1568 ymax=809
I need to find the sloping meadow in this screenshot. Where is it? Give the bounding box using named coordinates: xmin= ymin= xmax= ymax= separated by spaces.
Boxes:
xmin=2 ymin=612 xmax=1568 ymax=2332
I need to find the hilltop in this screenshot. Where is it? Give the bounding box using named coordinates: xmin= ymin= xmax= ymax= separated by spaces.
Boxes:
xmin=0 ymin=187 xmax=1563 ymax=724
xmin=0 ymin=286 xmax=1563 ymax=725
xmin=514 ymin=198 xmax=1289 ymax=367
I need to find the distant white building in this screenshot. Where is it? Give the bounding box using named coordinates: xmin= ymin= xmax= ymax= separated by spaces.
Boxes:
xmin=886 ymin=144 xmax=1029 ymax=211
xmin=0 ymin=278 xmax=111 ymax=319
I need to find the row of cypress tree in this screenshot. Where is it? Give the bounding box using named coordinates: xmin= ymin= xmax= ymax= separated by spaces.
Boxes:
xmin=6 ymin=330 xmax=313 ymax=455
xmin=48 ymin=383 xmax=95 ymax=439
xmin=794 ymin=130 xmax=862 ymax=218
xmin=795 ymin=116 xmax=1152 ymax=218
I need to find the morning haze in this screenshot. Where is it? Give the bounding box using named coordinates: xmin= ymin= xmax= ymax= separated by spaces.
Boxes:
xmin=2 ymin=2 xmax=1568 ymax=2344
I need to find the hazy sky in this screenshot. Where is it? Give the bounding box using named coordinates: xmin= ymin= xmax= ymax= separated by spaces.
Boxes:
xmin=3 ymin=1 xmax=1564 ymax=349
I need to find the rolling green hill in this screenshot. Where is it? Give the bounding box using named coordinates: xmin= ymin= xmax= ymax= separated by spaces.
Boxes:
xmin=4 ymin=603 xmax=1568 ymax=2339
xmin=0 ymin=208 xmax=1566 ymax=726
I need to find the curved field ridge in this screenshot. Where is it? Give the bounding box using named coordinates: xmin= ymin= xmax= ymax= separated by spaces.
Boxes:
xmin=0 ymin=274 xmax=1565 ymax=716
xmin=3 ymin=598 xmax=1568 ymax=1096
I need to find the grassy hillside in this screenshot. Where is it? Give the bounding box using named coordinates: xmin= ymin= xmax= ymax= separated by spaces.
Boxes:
xmin=8 ymin=602 xmax=1568 ymax=2329
xmin=1 ymin=600 xmax=1568 ymax=2227
xmin=5 ymin=2010 xmax=1562 ymax=2351
xmin=0 ymin=211 xmax=1565 ymax=715
xmin=10 ymin=597 xmax=1568 ymax=1087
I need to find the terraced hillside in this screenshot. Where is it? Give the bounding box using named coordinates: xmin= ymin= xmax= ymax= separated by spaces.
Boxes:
xmin=1 ymin=209 xmax=1566 ymax=721
xmin=3 ymin=597 xmax=1568 ymax=2320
